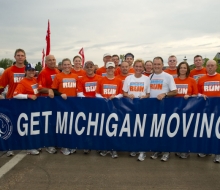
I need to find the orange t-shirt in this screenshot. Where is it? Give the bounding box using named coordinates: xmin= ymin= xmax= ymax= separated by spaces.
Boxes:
xmin=96 ymin=66 xmax=118 ymax=76
xmin=164 ymin=69 xmax=177 ymax=78
xmin=115 ymin=67 xmax=135 ymax=76
xmin=78 ymin=74 xmax=102 ymax=97
xmin=96 ymin=77 xmax=123 ymax=98
xmin=52 ymin=72 xmax=78 ymax=96
xmin=190 ymin=68 xmax=207 ymax=82
xmin=115 ymin=74 xmax=128 ymax=85
xmin=0 ymin=65 xmax=25 ymax=98
xmin=71 ymin=68 xmax=86 ymax=78
xmin=197 ymin=74 xmax=220 ymax=97
xmin=38 ymin=67 xmax=60 ymax=96
xmin=174 ymin=77 xmax=198 ymax=97
xmin=14 ymin=77 xmax=39 ymax=96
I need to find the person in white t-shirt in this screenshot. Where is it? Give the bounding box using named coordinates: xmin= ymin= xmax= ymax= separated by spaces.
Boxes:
xmin=123 ymin=59 xmax=150 ymax=161
xmin=150 ymin=56 xmax=177 ymax=162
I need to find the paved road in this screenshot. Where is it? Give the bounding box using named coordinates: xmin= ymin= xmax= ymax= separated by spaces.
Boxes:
xmin=0 ymin=150 xmax=220 ymax=190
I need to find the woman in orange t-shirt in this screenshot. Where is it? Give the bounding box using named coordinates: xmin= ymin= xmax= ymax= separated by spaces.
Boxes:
xmin=51 ymin=58 xmax=78 ymax=156
xmin=13 ymin=63 xmax=40 ymax=155
xmin=71 ymin=55 xmax=86 ymax=78
xmin=174 ymin=62 xmax=198 ymax=159
xmin=174 ymin=62 xmax=198 ymax=99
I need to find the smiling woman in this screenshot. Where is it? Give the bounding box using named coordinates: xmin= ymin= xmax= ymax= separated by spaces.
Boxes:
xmin=13 ymin=63 xmax=41 ymax=155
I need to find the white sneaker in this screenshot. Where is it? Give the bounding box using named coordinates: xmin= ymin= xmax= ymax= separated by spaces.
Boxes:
xmin=213 ymin=155 xmax=220 ymax=163
xmin=27 ymin=149 xmax=39 ymax=155
xmin=100 ymin=151 xmax=109 ymax=156
xmin=61 ymin=148 xmax=71 ymax=156
xmin=150 ymin=152 xmax=162 ymax=159
xmin=46 ymin=147 xmax=57 ymax=154
xmin=70 ymin=149 xmax=77 ymax=154
xmin=180 ymin=153 xmax=190 ymax=159
xmin=137 ymin=152 xmax=146 ymax=161
xmin=111 ymin=151 xmax=118 ymax=158
xmin=161 ymin=152 xmax=170 ymax=162
xmin=6 ymin=151 xmax=14 ymax=157
xmin=130 ymin=152 xmax=137 ymax=157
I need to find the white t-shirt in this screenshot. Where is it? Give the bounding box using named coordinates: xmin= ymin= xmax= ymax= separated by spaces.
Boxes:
xmin=123 ymin=74 xmax=150 ymax=98
xmin=149 ymin=71 xmax=177 ymax=98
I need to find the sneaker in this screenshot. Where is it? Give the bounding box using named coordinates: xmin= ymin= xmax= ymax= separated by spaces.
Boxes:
xmin=197 ymin=153 xmax=207 ymax=158
xmin=111 ymin=151 xmax=118 ymax=158
xmin=27 ymin=149 xmax=39 ymax=155
xmin=100 ymin=151 xmax=109 ymax=156
xmin=6 ymin=151 xmax=14 ymax=157
xmin=38 ymin=148 xmax=42 ymax=152
xmin=70 ymin=149 xmax=77 ymax=154
xmin=137 ymin=152 xmax=146 ymax=161
xmin=161 ymin=152 xmax=170 ymax=162
xmin=150 ymin=152 xmax=162 ymax=159
xmin=130 ymin=152 xmax=137 ymax=157
xmin=180 ymin=153 xmax=190 ymax=159
xmin=83 ymin=149 xmax=90 ymax=154
xmin=213 ymin=155 xmax=220 ymax=163
xmin=61 ymin=148 xmax=71 ymax=156
xmin=46 ymin=147 xmax=57 ymax=154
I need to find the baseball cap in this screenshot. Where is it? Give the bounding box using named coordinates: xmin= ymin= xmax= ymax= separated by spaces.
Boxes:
xmin=106 ymin=62 xmax=115 ymax=68
xmin=25 ymin=63 xmax=35 ymax=71
xmin=103 ymin=53 xmax=111 ymax=58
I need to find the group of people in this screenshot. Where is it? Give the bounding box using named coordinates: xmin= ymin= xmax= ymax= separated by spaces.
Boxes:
xmin=0 ymin=48 xmax=219 ymax=163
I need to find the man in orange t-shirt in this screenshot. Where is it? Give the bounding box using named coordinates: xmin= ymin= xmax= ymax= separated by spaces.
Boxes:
xmin=115 ymin=53 xmax=135 ymax=76
xmin=96 ymin=53 xmax=112 ymax=77
xmin=77 ymin=61 xmax=102 ymax=97
xmin=115 ymin=61 xmax=130 ymax=84
xmin=197 ymin=60 xmax=220 ymax=163
xmin=37 ymin=55 xmax=60 ymax=154
xmin=0 ymin=49 xmax=26 ymax=99
xmin=190 ymin=55 xmax=207 ymax=82
xmin=164 ymin=55 xmax=177 ymax=78
xmin=38 ymin=55 xmax=60 ymax=97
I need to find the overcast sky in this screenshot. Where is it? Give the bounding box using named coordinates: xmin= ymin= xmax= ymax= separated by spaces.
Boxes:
xmin=0 ymin=0 xmax=220 ymax=66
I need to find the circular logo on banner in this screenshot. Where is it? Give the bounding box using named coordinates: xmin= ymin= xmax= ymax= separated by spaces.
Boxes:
xmin=0 ymin=113 xmax=13 ymax=140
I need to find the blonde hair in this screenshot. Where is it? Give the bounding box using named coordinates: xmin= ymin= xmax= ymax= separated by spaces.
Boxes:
xmin=133 ymin=59 xmax=145 ymax=67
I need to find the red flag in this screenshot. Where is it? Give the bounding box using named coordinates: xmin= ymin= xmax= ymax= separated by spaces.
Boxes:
xmin=42 ymin=48 xmax=45 ymax=68
xmin=45 ymin=20 xmax=50 ymax=56
xmin=79 ymin=48 xmax=85 ymax=67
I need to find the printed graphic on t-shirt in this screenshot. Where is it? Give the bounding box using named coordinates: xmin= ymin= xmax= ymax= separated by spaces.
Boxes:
xmin=150 ymin=79 xmax=163 ymax=90
xmin=102 ymin=73 xmax=107 ymax=77
xmin=103 ymin=84 xmax=117 ymax=95
xmin=13 ymin=73 xmax=25 ymax=83
xmin=204 ymin=81 xmax=220 ymax=92
xmin=176 ymin=84 xmax=188 ymax=94
xmin=51 ymin=74 xmax=56 ymax=81
xmin=193 ymin=74 xmax=205 ymax=81
xmin=85 ymin=82 xmax=97 ymax=92
xmin=62 ymin=78 xmax=76 ymax=88
xmin=130 ymin=82 xmax=144 ymax=92
xmin=31 ymin=84 xmax=38 ymax=94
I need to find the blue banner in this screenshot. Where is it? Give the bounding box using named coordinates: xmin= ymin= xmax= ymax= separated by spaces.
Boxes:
xmin=0 ymin=97 xmax=220 ymax=154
